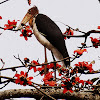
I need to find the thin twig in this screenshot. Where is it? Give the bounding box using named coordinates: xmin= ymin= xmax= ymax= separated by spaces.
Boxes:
xmin=0 ymin=81 xmax=10 ymax=89
xmin=13 ymin=55 xmax=25 ymax=66
xmin=0 ymin=26 xmax=19 ymax=31
xmin=0 ymin=0 xmax=10 ymax=4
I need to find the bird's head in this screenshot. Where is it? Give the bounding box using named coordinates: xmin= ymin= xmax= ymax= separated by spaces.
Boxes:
xmin=17 ymin=6 xmax=39 ymax=29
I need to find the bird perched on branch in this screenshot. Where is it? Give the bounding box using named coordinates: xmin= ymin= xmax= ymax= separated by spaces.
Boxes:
xmin=17 ymin=6 xmax=70 ymax=67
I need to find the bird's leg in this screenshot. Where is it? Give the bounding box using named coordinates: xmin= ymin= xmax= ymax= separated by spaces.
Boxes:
xmin=51 ymin=51 xmax=56 ymax=81
xmin=44 ymin=47 xmax=47 ymax=75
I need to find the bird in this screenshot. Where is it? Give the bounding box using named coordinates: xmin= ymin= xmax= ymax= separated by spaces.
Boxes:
xmin=17 ymin=6 xmax=70 ymax=67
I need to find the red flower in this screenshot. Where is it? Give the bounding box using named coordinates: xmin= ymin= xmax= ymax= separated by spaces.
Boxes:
xmin=75 ymin=77 xmax=80 ymax=82
xmin=30 ymin=60 xmax=39 ymax=72
xmin=43 ymin=72 xmax=54 ymax=83
xmin=61 ymin=78 xmax=73 ymax=93
xmin=48 ymin=63 xmax=62 ymax=69
xmin=4 ymin=20 xmax=17 ymax=30
xmin=24 ymin=57 xmax=30 ymax=64
xmin=48 ymin=81 xmax=57 ymax=86
xmin=85 ymin=80 xmax=93 ymax=85
xmin=97 ymin=26 xmax=100 ymax=29
xmin=74 ymin=49 xmax=87 ymax=55
xmin=31 ymin=60 xmax=39 ymax=65
xmin=79 ymin=80 xmax=84 ymax=85
xmin=59 ymin=73 xmax=62 ymax=76
xmin=0 ymin=16 xmax=2 ymax=19
xmin=63 ymin=29 xmax=74 ymax=39
xmin=43 ymin=72 xmax=57 ymax=86
xmin=43 ymin=72 xmax=53 ymax=81
xmin=75 ymin=61 xmax=93 ymax=72
xmin=15 ymin=71 xmax=33 ymax=86
xmin=28 ymin=0 xmax=31 ymax=5
xmin=63 ymin=88 xmax=73 ymax=93
xmin=20 ymin=26 xmax=32 ymax=41
xmin=37 ymin=67 xmax=44 ymax=71
xmin=90 ymin=37 xmax=99 ymax=48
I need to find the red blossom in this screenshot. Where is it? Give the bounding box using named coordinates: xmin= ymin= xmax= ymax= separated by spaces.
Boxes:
xmin=59 ymin=73 xmax=62 ymax=76
xmin=79 ymin=80 xmax=84 ymax=85
xmin=15 ymin=71 xmax=33 ymax=86
xmin=31 ymin=60 xmax=39 ymax=65
xmin=85 ymin=80 xmax=93 ymax=85
xmin=75 ymin=77 xmax=80 ymax=82
xmin=0 ymin=16 xmax=2 ymax=19
xmin=48 ymin=81 xmax=57 ymax=86
xmin=28 ymin=0 xmax=31 ymax=5
xmin=43 ymin=72 xmax=53 ymax=81
xmin=43 ymin=72 xmax=57 ymax=86
xmin=48 ymin=63 xmax=62 ymax=69
xmin=61 ymin=84 xmax=73 ymax=94
xmin=20 ymin=26 xmax=32 ymax=41
xmin=37 ymin=67 xmax=44 ymax=71
xmin=24 ymin=57 xmax=30 ymax=64
xmin=98 ymin=26 xmax=100 ymax=29
xmin=30 ymin=60 xmax=39 ymax=71
xmin=4 ymin=20 xmax=17 ymax=30
xmin=61 ymin=78 xmax=73 ymax=93
xmin=63 ymin=87 xmax=73 ymax=93
xmin=63 ymin=29 xmax=74 ymax=39
xmin=74 ymin=49 xmax=87 ymax=55
xmin=90 ymin=37 xmax=100 ymax=48
xmin=75 ymin=61 xmax=93 ymax=72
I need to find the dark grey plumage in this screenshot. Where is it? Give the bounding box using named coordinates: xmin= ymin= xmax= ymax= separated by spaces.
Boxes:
xmin=35 ymin=14 xmax=70 ymax=67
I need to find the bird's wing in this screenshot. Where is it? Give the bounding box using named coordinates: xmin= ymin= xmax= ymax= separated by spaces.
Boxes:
xmin=35 ymin=14 xmax=70 ymax=66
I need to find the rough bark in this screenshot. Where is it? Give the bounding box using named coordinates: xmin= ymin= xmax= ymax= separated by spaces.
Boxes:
xmin=0 ymin=89 xmax=100 ymax=100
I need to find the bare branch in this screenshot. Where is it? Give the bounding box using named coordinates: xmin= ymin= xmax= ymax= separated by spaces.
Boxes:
xmin=13 ymin=55 xmax=25 ymax=66
xmin=0 ymin=89 xmax=99 ymax=100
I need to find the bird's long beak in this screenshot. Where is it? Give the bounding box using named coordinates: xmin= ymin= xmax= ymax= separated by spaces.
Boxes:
xmin=17 ymin=13 xmax=33 ymax=30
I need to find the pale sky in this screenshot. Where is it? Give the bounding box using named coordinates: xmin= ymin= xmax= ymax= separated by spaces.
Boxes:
xmin=0 ymin=0 xmax=100 ymax=99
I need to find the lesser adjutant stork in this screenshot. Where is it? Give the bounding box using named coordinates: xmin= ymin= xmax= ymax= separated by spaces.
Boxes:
xmin=17 ymin=6 xmax=70 ymax=67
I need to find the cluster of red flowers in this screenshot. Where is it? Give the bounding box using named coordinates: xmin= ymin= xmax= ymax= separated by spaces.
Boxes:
xmin=43 ymin=72 xmax=57 ymax=86
xmin=61 ymin=76 xmax=93 ymax=94
xmin=74 ymin=49 xmax=87 ymax=55
xmin=20 ymin=26 xmax=32 ymax=41
xmin=61 ymin=77 xmax=73 ymax=93
xmin=63 ymin=28 xmax=74 ymax=39
xmin=74 ymin=61 xmax=94 ymax=73
xmin=90 ymin=37 xmax=100 ymax=48
xmin=29 ymin=60 xmax=62 ymax=75
xmin=4 ymin=20 xmax=17 ymax=30
xmin=15 ymin=71 xmax=33 ymax=86
xmin=13 ymin=57 xmax=95 ymax=94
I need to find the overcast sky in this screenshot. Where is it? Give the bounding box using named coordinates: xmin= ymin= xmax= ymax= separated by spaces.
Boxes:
xmin=0 ymin=0 xmax=100 ymax=99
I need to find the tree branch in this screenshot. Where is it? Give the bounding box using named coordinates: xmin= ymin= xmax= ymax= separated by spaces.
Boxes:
xmin=0 ymin=89 xmax=99 ymax=100
xmin=0 ymin=0 xmax=10 ymax=4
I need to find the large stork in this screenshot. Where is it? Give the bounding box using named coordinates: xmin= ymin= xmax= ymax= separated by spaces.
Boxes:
xmin=17 ymin=6 xmax=70 ymax=67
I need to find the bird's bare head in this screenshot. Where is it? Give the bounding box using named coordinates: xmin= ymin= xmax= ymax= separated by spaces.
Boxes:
xmin=17 ymin=6 xmax=39 ymax=29
xmin=28 ymin=6 xmax=39 ymax=16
